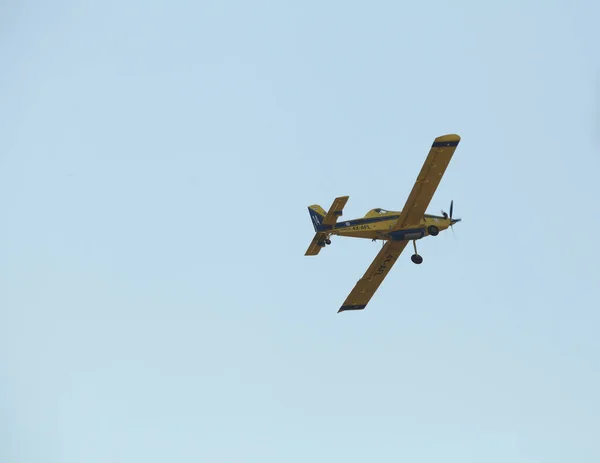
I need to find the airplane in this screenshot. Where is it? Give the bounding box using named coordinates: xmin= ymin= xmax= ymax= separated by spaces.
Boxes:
xmin=304 ymin=133 xmax=461 ymax=313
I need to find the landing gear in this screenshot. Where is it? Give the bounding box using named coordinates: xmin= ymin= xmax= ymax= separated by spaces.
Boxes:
xmin=411 ymin=240 xmax=423 ymax=264
xmin=427 ymin=225 xmax=439 ymax=236
xmin=411 ymin=254 xmax=423 ymax=264
xmin=325 ymin=239 xmax=332 ymax=245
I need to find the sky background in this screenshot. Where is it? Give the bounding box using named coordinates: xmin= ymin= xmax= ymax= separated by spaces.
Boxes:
xmin=1 ymin=1 xmax=599 ymax=462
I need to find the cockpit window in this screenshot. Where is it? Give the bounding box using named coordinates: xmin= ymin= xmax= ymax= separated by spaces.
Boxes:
xmin=371 ymin=208 xmax=390 ymax=215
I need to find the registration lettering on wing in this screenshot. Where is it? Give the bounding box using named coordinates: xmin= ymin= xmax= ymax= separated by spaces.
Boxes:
xmin=374 ymin=254 xmax=396 ymax=276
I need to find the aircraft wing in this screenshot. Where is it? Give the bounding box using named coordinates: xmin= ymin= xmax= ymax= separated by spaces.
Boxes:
xmin=391 ymin=134 xmax=460 ymax=231
xmin=338 ymin=240 xmax=409 ymax=312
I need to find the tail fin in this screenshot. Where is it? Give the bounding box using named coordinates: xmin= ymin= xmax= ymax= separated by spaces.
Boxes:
xmin=308 ymin=205 xmax=326 ymax=232
xmin=305 ymin=197 xmax=349 ymax=256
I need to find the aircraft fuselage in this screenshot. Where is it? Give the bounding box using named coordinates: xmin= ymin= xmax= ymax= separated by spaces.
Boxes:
xmin=330 ymin=211 xmax=456 ymax=241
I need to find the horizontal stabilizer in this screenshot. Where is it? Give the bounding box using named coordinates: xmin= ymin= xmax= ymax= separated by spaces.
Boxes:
xmin=304 ymin=196 xmax=349 ymax=256
xmin=322 ymin=196 xmax=349 ymax=227
xmin=305 ymin=232 xmax=328 ymax=256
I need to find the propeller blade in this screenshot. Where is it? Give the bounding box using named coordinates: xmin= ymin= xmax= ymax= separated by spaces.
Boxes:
xmin=449 ymin=200 xmax=454 ymax=220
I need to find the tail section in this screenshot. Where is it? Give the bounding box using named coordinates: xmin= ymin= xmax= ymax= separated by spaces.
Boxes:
xmin=308 ymin=205 xmax=326 ymax=232
xmin=305 ymin=196 xmax=349 ymax=256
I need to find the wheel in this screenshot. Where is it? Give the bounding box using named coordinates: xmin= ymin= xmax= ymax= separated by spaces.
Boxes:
xmin=411 ymin=254 xmax=423 ymax=264
xmin=427 ymin=225 xmax=439 ymax=236
xmin=325 ymin=239 xmax=332 ymax=245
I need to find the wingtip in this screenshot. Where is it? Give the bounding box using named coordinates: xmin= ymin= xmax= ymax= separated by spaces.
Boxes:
xmin=435 ymin=133 xmax=460 ymax=141
xmin=338 ymin=304 xmax=367 ymax=313
xmin=432 ymin=134 xmax=460 ymax=148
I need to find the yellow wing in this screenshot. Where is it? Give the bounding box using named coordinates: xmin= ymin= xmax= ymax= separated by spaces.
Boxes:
xmin=392 ymin=134 xmax=460 ymax=231
xmin=338 ymin=240 xmax=409 ymax=312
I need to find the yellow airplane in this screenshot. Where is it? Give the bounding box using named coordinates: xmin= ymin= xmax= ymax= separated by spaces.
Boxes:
xmin=305 ymin=134 xmax=461 ymax=313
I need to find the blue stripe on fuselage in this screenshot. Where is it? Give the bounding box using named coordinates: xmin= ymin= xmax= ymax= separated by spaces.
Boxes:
xmin=332 ymin=215 xmax=400 ymax=229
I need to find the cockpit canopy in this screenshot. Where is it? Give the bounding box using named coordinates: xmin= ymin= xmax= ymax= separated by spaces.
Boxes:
xmin=365 ymin=208 xmax=393 ymax=217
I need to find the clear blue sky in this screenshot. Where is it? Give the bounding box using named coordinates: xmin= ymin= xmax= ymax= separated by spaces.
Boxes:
xmin=1 ymin=1 xmax=599 ymax=462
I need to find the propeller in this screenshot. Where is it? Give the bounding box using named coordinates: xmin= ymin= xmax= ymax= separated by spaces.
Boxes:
xmin=441 ymin=200 xmax=461 ymax=235
xmin=441 ymin=200 xmax=457 ymax=219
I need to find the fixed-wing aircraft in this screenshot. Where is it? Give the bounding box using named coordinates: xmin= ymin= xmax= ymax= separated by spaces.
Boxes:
xmin=304 ymin=133 xmax=461 ymax=313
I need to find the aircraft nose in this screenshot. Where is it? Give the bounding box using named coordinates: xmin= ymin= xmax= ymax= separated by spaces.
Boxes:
xmin=451 ymin=218 xmax=461 ymax=225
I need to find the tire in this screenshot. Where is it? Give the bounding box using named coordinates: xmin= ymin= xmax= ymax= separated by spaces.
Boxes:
xmin=411 ymin=254 xmax=423 ymax=264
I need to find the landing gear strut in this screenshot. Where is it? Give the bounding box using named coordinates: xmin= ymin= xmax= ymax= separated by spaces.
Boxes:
xmin=411 ymin=240 xmax=423 ymax=264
